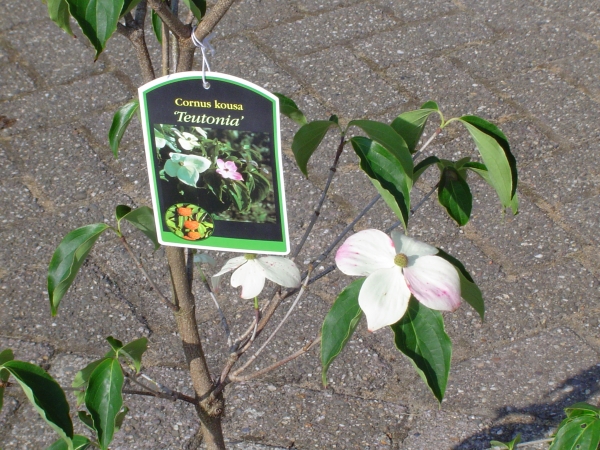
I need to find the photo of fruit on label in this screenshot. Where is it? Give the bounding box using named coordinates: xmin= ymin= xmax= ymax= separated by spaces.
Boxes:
xmin=139 ymin=72 xmax=290 ymax=254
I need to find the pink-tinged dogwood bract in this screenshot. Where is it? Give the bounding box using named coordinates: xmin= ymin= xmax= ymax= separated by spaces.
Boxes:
xmin=216 ymin=159 xmax=243 ymax=181
xmin=212 ymin=254 xmax=301 ymax=299
xmin=335 ymin=229 xmax=461 ymax=331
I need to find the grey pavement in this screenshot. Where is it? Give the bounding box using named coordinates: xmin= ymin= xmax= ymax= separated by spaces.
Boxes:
xmin=1 ymin=0 xmax=600 ymax=448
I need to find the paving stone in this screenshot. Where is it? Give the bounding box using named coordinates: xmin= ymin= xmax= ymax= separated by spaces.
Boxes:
xmin=294 ymin=46 xmax=405 ymax=118
xmin=6 ymin=124 xmax=118 ymax=207
xmin=562 ymin=195 xmax=600 ymax=247
xmin=297 ymin=0 xmax=364 ymax=13
xmin=0 ymin=73 xmax=131 ymax=136
xmin=452 ymin=26 xmax=596 ymax=82
xmin=377 ymin=0 xmax=458 ymax=22
xmin=550 ymin=53 xmax=600 ymax=102
xmin=444 ymin=328 xmax=600 ymax=424
xmin=0 ymin=48 xmax=36 ymax=100
xmin=0 ymin=1 xmax=48 ymax=30
xmin=533 ymin=0 xmax=600 ymax=37
xmin=253 ymin=3 xmax=397 ymax=57
xmin=358 ymin=14 xmax=493 ymax=69
xmin=0 ymin=338 xmax=54 ymax=366
xmin=5 ymin=21 xmax=106 ymax=85
xmin=224 ymin=381 xmax=408 ymax=448
xmin=497 ymin=69 xmax=600 ymax=146
xmin=210 ymin=36 xmax=301 ymax=95
xmin=387 ymin=56 xmax=515 ymax=120
xmin=461 ymin=0 xmax=559 ymax=34
xmin=213 ymin=0 xmax=303 ymax=38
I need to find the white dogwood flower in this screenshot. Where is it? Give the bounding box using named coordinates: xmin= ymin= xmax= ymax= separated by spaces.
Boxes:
xmin=335 ymin=229 xmax=461 ymax=331
xmin=164 ymin=153 xmax=211 ymax=186
xmin=212 ymin=254 xmax=301 ymax=299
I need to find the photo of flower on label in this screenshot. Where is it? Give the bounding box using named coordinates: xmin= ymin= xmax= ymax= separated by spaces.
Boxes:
xmin=165 ymin=203 xmax=214 ymax=241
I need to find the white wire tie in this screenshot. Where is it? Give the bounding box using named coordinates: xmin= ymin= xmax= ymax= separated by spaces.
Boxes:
xmin=191 ymin=29 xmax=215 ymax=89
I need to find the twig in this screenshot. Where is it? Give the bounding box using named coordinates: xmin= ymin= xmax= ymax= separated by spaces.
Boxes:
xmin=292 ymin=135 xmax=346 ymax=259
xmin=230 ymin=335 xmax=321 ymax=382
xmin=412 ymin=127 xmax=441 ymax=161
xmin=231 ymin=268 xmax=312 ymax=378
xmin=197 ymin=265 xmax=232 ymax=348
xmin=119 ymin=236 xmax=178 ymax=312
xmin=147 ymin=0 xmax=191 ymax=40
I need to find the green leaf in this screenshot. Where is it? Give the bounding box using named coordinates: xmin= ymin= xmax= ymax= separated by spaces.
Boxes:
xmin=77 ymin=411 xmax=95 ymax=431
xmin=181 ymin=0 xmax=206 ymax=20
xmin=65 ymin=0 xmax=125 ymax=59
xmin=109 ymin=99 xmax=139 ymax=158
xmin=115 ymin=205 xmax=132 ymax=222
xmin=459 ymin=116 xmax=518 ymax=214
xmin=274 ymin=93 xmax=307 ymax=126
xmin=321 ymin=278 xmax=364 ymax=386
xmin=106 ymin=336 xmax=124 ymax=354
xmin=119 ymin=206 xmax=159 ymax=250
xmin=120 ymin=0 xmax=142 ymax=17
xmin=119 ymin=338 xmax=148 ymax=373
xmin=565 ymin=402 xmax=600 ymax=418
xmin=46 ymin=435 xmax=92 ymax=450
xmin=490 ymin=433 xmax=521 ymax=450
xmin=72 ymin=358 xmax=111 ymax=406
xmin=114 ymin=406 xmax=129 ymax=432
xmin=0 ymin=349 xmax=13 ymax=412
xmin=550 ymin=412 xmax=600 ymax=450
xmin=85 ymin=358 xmax=124 ymax=450
xmin=48 ymin=223 xmax=111 ymax=316
xmin=350 ymin=137 xmax=411 ymax=229
xmin=150 ymin=9 xmax=162 ymax=44
xmin=249 ymin=172 xmax=271 ymax=203
xmin=291 ymin=120 xmax=337 ymax=176
xmin=413 ymin=155 xmax=440 ymax=182
xmin=3 ymin=361 xmax=73 ymax=446
xmin=47 ymin=0 xmax=74 ymax=36
xmin=349 ymin=120 xmax=413 ymax=179
xmin=436 ymin=248 xmax=484 ymax=320
xmin=390 ymin=298 xmax=452 ymax=403
xmin=391 ymin=101 xmax=439 ymax=153
xmin=463 ymin=161 xmax=492 ymax=184
xmin=438 ymin=166 xmax=472 ymax=226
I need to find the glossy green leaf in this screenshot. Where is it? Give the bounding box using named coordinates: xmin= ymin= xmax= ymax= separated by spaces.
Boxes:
xmin=391 ymin=297 xmax=452 ymax=403
xmin=351 ymin=137 xmax=411 ymax=229
xmin=106 ymin=336 xmax=124 ymax=354
xmin=490 ymin=433 xmax=521 ymax=449
xmin=150 ymin=9 xmax=162 ymax=44
xmin=413 ymin=155 xmax=440 ymax=182
xmin=321 ymin=278 xmax=364 ymax=386
xmin=115 ymin=406 xmax=129 ymax=432
xmin=72 ymin=358 xmax=110 ymax=406
xmin=47 ymin=435 xmax=92 ymax=450
xmin=391 ymin=101 xmax=439 ymax=153
xmin=3 ymin=361 xmax=73 ymax=446
xmin=550 ymin=411 xmax=600 ymax=450
xmin=460 ymin=116 xmax=518 ymax=214
xmin=274 ymin=93 xmax=307 ymax=126
xmin=48 ymin=223 xmax=111 ymax=316
xmin=65 ymin=0 xmax=125 ymax=59
xmin=438 ymin=166 xmax=472 ymax=226
xmin=0 ymin=349 xmax=13 ymax=412
xmin=120 ymin=0 xmax=142 ymax=17
xmin=463 ymin=161 xmax=492 ymax=184
xmin=115 ymin=205 xmax=132 ymax=222
xmin=109 ymin=99 xmax=139 ymax=158
xmin=291 ymin=120 xmax=337 ymax=176
xmin=47 ymin=0 xmax=74 ymax=36
xmin=349 ymin=120 xmax=413 ymax=178
xmin=77 ymin=411 xmax=95 ymax=431
xmin=181 ymin=0 xmax=206 ymax=20
xmin=436 ymin=248 xmax=484 ymax=320
xmin=119 ymin=338 xmax=148 ymax=373
xmin=85 ymin=358 xmax=124 ymax=450
xmin=565 ymin=402 xmax=600 ymax=418
xmin=119 ymin=206 xmax=159 ymax=250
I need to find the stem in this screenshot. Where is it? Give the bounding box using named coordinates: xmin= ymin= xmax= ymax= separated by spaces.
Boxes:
xmin=147 ymin=0 xmax=190 ymax=39
xmin=231 ymin=268 xmax=312 ymax=378
xmin=165 ymin=246 xmax=225 ymax=449
xmin=116 ymin=7 xmax=155 ymax=84
xmin=385 ymin=182 xmax=440 ymax=233
xmin=292 ymin=135 xmax=346 ymax=259
xmin=123 ymin=370 xmax=198 ymax=404
xmin=412 ymin=127 xmax=441 ymax=161
xmin=119 ymin=236 xmax=177 ymax=312
xmin=161 ymin=19 xmax=170 ymax=76
xmin=230 ymin=335 xmax=321 ymax=382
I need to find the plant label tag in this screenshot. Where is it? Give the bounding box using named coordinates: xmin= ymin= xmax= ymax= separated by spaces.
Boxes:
xmin=139 ymin=72 xmax=290 ymax=254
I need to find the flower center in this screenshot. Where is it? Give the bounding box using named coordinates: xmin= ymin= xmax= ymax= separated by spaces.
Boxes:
xmin=394 ymin=253 xmax=408 ymax=268
xmin=244 ymin=253 xmax=257 ymax=260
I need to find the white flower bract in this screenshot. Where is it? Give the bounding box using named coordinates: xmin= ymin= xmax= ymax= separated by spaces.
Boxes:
xmin=212 ymin=255 xmax=301 ymax=299
xmin=335 ymin=229 xmax=461 ymax=331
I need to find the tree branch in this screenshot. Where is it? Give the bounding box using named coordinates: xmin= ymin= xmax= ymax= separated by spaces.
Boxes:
xmin=147 ymin=0 xmax=191 ymax=39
